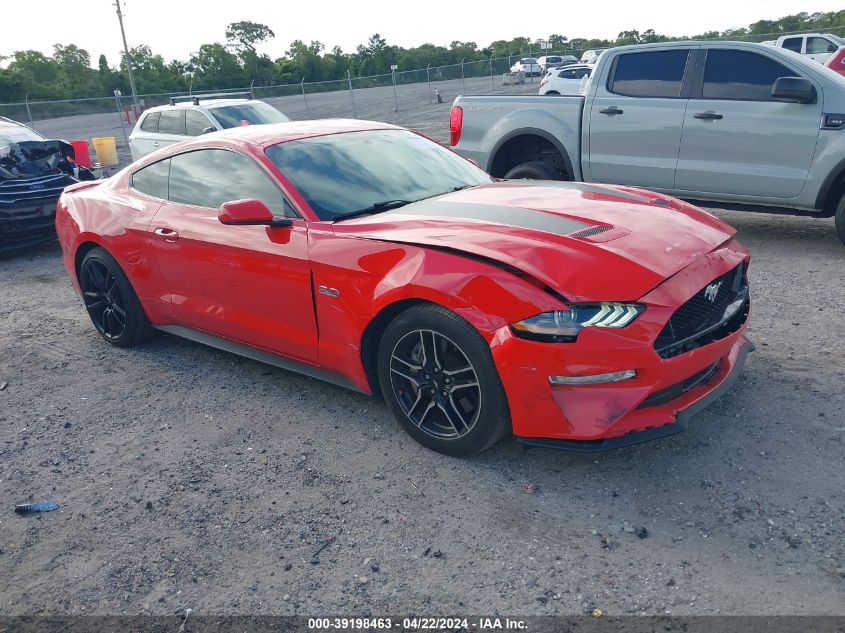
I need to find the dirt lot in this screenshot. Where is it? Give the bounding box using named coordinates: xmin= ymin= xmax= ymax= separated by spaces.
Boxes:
xmin=3 ymin=78 xmax=845 ymax=615
xmin=1 ymin=189 xmax=844 ymax=617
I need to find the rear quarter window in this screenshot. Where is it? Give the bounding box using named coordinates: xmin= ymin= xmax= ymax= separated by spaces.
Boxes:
xmin=131 ymin=158 xmax=170 ymax=199
xmin=139 ymin=112 xmax=160 ymax=133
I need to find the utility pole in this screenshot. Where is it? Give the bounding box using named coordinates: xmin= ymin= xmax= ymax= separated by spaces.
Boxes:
xmin=114 ymin=0 xmax=139 ymax=107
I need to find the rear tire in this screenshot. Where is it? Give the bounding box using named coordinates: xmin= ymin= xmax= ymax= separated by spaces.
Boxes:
xmin=836 ymin=195 xmax=845 ymax=246
xmin=504 ymin=160 xmax=560 ymax=181
xmin=377 ymin=304 xmax=511 ymax=456
xmin=79 ymin=247 xmax=154 ymax=348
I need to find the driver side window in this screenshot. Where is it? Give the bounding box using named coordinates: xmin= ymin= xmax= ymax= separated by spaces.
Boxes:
xmin=701 ymin=50 xmax=799 ymax=101
xmin=185 ymin=110 xmax=214 ymax=137
xmin=168 ymin=149 xmax=294 ymax=216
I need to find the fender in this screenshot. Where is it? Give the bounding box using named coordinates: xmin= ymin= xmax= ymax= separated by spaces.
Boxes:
xmin=813 ymin=154 xmax=845 ymax=214
xmin=307 ymin=232 xmax=565 ymax=391
xmin=487 ymin=125 xmax=577 ymax=180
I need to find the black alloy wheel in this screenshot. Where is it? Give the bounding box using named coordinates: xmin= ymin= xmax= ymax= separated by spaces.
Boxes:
xmin=389 ymin=329 xmax=482 ymax=440
xmin=81 ymin=258 xmax=127 ymax=341
xmin=377 ymin=304 xmax=511 ymax=456
xmin=79 ymin=247 xmax=154 ymax=347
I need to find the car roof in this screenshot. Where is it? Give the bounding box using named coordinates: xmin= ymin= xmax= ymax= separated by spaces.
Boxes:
xmin=143 ymin=99 xmax=256 ymax=113
xmin=180 ymin=119 xmax=403 ymax=149
xmin=549 ymin=64 xmax=591 ymax=71
xmin=0 ymin=117 xmax=26 ymax=129
xmin=0 ymin=117 xmax=44 ymax=137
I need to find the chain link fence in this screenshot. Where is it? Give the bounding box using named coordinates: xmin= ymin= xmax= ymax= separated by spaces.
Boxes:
xmin=0 ymin=50 xmax=588 ymax=136
xmin=6 ymin=27 xmax=839 ymax=163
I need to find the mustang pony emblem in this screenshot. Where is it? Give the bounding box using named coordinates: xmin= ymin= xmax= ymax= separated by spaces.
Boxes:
xmin=704 ymin=281 xmax=722 ymax=302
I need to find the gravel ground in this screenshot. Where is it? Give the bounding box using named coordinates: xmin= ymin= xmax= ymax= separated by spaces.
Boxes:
xmin=2 ymin=82 xmax=845 ymax=616
xmin=1 ymin=195 xmax=844 ymax=616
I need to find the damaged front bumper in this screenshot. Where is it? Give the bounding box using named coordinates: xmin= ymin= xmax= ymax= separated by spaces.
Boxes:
xmin=0 ymin=140 xmax=92 ymax=254
xmin=0 ymin=173 xmax=76 ymax=253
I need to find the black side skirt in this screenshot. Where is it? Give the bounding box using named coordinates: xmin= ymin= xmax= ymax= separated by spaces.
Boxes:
xmin=154 ymin=324 xmax=369 ymax=394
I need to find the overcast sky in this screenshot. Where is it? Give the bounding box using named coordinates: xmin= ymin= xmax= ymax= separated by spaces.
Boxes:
xmin=4 ymin=0 xmax=843 ymax=65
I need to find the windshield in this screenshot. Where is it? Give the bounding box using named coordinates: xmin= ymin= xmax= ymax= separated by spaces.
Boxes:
xmin=265 ymin=129 xmax=492 ymax=220
xmin=0 ymin=125 xmax=44 ymax=146
xmin=207 ymin=102 xmax=289 ymax=129
xmin=521 ymin=58 xmax=537 ymax=64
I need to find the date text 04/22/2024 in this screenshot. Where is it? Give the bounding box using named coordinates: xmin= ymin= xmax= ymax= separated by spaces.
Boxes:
xmin=307 ymin=617 xmax=528 ymax=630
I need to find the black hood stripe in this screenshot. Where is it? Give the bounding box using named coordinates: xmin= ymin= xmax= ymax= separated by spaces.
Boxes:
xmin=512 ymin=180 xmax=654 ymax=204
xmin=382 ymin=200 xmax=591 ymax=236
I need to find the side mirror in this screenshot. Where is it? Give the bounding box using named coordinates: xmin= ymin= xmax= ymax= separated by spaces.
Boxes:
xmin=201 ymin=126 xmax=215 ymax=135
xmin=771 ymin=77 xmax=815 ymax=104
xmin=218 ymin=199 xmax=292 ymax=228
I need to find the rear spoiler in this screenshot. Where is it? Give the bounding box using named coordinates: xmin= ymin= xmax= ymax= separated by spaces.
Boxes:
xmin=63 ymin=180 xmax=102 ymax=195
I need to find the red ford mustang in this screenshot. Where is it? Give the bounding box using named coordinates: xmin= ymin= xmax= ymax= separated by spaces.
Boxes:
xmin=56 ymin=120 xmax=753 ymax=456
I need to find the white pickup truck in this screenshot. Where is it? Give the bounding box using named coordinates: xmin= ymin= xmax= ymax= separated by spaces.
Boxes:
xmin=772 ymin=33 xmax=843 ymax=64
xmin=450 ymin=41 xmax=845 ymax=245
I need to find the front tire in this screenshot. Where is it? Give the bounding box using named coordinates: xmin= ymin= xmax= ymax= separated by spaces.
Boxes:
xmin=504 ymin=160 xmax=560 ymax=181
xmin=836 ymin=194 xmax=845 ymax=246
xmin=377 ymin=304 xmax=511 ymax=456
xmin=79 ymin=247 xmax=154 ymax=347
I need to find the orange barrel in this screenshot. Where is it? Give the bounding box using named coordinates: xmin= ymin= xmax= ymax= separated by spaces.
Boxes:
xmin=70 ymin=139 xmax=92 ymax=168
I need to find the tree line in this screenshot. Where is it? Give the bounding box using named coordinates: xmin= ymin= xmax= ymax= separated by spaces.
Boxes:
xmin=1 ymin=10 xmax=843 ymax=104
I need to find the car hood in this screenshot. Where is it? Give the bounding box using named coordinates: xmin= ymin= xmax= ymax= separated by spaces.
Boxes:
xmin=0 ymin=140 xmax=77 ymax=180
xmin=332 ymin=181 xmax=736 ymax=302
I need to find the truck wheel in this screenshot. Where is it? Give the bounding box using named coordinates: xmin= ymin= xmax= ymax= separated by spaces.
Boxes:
xmin=504 ymin=161 xmax=560 ymax=181
xmin=836 ymin=195 xmax=845 ymax=246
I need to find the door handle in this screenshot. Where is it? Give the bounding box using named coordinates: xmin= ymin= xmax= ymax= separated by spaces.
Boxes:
xmin=693 ymin=111 xmax=723 ymax=120
xmin=154 ymin=227 xmax=179 ymax=242
xmin=599 ymin=106 xmax=623 ymax=115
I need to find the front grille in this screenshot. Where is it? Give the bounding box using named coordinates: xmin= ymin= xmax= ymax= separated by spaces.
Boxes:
xmin=0 ymin=174 xmax=74 ymax=207
xmin=654 ymin=263 xmax=749 ymax=359
xmin=637 ymin=360 xmax=721 ymax=409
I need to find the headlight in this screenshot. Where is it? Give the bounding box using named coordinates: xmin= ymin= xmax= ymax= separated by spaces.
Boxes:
xmin=511 ymin=303 xmax=645 ymax=342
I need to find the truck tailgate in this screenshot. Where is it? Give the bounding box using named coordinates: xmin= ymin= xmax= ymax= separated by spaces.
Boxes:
xmin=452 ymin=95 xmax=584 ymax=178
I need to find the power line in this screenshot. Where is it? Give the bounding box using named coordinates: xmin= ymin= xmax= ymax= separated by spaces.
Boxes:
xmin=114 ymin=0 xmax=139 ymax=107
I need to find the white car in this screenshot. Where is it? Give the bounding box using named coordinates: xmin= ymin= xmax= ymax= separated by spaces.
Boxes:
xmin=775 ymin=33 xmax=844 ymax=63
xmin=510 ymin=58 xmax=542 ymax=76
xmin=129 ymin=96 xmax=289 ymax=161
xmin=580 ymin=49 xmax=605 ymax=64
xmin=539 ymin=64 xmax=593 ymax=95
xmin=536 ymin=55 xmax=578 ymax=72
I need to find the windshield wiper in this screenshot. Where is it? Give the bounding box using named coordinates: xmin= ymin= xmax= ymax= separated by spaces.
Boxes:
xmin=332 ymin=199 xmax=413 ymax=222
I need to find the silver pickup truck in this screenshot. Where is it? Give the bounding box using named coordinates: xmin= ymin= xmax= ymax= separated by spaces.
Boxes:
xmin=450 ymin=41 xmax=845 ymax=245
